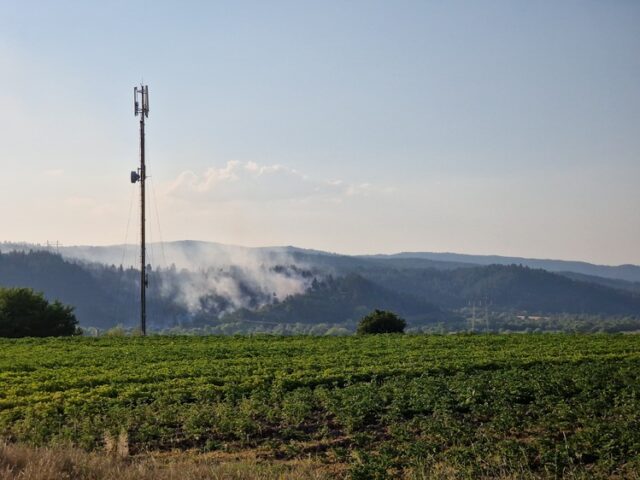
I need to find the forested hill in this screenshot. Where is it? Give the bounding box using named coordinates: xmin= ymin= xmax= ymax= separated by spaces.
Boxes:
xmin=0 ymin=250 xmax=177 ymax=329
xmin=560 ymin=271 xmax=640 ymax=295
xmin=358 ymin=264 xmax=640 ymax=315
xmin=222 ymin=274 xmax=458 ymax=327
xmin=0 ymin=250 xmax=121 ymax=327
xmin=1 ymin=249 xmax=640 ymax=331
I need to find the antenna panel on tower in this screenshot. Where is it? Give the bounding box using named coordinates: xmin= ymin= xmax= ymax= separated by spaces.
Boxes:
xmin=143 ymin=86 xmax=149 ymax=117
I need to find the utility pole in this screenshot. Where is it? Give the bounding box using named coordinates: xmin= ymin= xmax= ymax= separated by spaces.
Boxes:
xmin=131 ymin=85 xmax=149 ymax=335
xmin=471 ymin=302 xmax=476 ymax=332
xmin=484 ymin=302 xmax=489 ymax=333
xmin=484 ymin=297 xmax=490 ymax=333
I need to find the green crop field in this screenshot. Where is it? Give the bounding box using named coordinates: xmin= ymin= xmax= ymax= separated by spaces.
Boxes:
xmin=1 ymin=334 xmax=639 ymax=479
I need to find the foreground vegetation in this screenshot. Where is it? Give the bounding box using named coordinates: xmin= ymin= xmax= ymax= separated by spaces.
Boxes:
xmin=1 ymin=335 xmax=640 ymax=479
xmin=0 ymin=442 xmax=332 ymax=480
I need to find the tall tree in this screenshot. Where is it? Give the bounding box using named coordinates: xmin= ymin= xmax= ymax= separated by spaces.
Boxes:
xmin=0 ymin=287 xmax=79 ymax=337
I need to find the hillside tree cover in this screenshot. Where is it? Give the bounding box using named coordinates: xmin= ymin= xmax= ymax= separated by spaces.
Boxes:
xmin=2 ymin=249 xmax=640 ymax=332
xmin=225 ymin=274 xmax=452 ymax=327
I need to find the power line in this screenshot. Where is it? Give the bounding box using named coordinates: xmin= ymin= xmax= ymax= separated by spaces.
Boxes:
xmin=149 ymin=178 xmax=168 ymax=269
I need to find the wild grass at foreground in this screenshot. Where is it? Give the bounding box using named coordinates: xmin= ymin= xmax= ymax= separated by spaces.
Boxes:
xmin=1 ymin=442 xmax=639 ymax=480
xmin=1 ymin=334 xmax=640 ymax=478
xmin=0 ymin=442 xmax=332 ymax=480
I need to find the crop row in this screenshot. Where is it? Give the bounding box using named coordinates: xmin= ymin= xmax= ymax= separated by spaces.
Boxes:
xmin=1 ymin=334 xmax=639 ymax=478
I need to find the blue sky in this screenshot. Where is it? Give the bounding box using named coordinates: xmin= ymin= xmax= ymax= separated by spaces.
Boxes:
xmin=1 ymin=1 xmax=639 ymax=264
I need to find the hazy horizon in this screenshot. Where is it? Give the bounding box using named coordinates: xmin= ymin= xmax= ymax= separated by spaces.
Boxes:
xmin=3 ymin=237 xmax=640 ymax=268
xmin=2 ymin=1 xmax=639 ymax=265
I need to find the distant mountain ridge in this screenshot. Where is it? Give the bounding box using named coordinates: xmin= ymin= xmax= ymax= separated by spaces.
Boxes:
xmin=1 ymin=247 xmax=640 ymax=332
xmin=362 ymin=252 xmax=640 ymax=283
xmin=3 ymin=240 xmax=639 ymax=281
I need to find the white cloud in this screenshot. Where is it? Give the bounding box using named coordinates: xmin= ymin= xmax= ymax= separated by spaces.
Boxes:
xmin=165 ymin=161 xmax=384 ymax=203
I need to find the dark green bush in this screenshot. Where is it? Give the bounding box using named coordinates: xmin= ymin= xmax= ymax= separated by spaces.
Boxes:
xmin=0 ymin=287 xmax=79 ymax=337
xmin=357 ymin=309 xmax=406 ymax=335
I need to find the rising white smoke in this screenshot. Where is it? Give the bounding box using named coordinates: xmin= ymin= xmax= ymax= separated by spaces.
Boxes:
xmin=53 ymin=240 xmax=319 ymax=317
